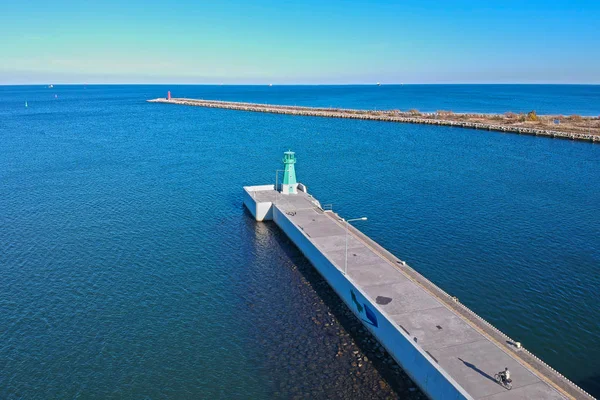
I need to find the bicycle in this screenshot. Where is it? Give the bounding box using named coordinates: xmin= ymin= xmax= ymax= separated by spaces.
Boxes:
xmin=494 ymin=373 xmax=513 ymax=390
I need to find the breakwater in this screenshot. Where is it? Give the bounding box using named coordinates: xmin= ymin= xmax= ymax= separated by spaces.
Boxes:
xmin=148 ymin=98 xmax=600 ymax=143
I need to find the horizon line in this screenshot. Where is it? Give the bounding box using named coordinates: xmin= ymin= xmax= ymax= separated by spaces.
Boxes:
xmin=1 ymin=82 xmax=600 ymax=86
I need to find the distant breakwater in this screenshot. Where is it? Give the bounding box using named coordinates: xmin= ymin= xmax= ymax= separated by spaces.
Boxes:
xmin=148 ymin=98 xmax=600 ymax=143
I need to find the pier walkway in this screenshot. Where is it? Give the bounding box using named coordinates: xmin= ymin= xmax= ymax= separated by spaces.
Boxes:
xmin=247 ymin=188 xmax=593 ymax=400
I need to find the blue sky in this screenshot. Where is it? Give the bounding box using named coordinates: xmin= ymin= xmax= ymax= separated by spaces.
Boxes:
xmin=1 ymin=0 xmax=599 ymax=84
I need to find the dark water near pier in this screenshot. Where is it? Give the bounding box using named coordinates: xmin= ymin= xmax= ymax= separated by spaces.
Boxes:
xmin=1 ymin=85 xmax=599 ymax=398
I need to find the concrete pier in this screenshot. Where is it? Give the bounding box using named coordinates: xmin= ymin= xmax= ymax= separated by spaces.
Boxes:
xmin=149 ymin=97 xmax=600 ymax=143
xmin=243 ymin=182 xmax=594 ymax=399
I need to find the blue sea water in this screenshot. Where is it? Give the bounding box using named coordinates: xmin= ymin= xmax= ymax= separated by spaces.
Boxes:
xmin=171 ymin=84 xmax=600 ymax=115
xmin=1 ymin=85 xmax=599 ymax=399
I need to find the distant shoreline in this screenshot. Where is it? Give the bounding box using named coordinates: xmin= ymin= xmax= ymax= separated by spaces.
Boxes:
xmin=148 ymin=97 xmax=600 ymax=143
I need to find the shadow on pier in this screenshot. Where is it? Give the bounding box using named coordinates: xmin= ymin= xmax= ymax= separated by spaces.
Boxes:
xmin=458 ymin=358 xmax=497 ymax=383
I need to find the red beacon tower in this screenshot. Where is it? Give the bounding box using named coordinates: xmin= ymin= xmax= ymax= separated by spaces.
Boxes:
xmin=167 ymin=91 xmax=171 ymax=100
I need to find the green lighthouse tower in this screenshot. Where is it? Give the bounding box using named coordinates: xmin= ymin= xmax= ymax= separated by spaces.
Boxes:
xmin=281 ymin=150 xmax=298 ymax=194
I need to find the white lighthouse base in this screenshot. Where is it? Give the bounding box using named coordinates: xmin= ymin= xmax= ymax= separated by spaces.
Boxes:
xmin=281 ymin=183 xmax=298 ymax=195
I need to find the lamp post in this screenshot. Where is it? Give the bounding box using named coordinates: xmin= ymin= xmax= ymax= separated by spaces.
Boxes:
xmin=274 ymin=169 xmax=284 ymax=204
xmin=344 ymin=217 xmax=367 ymax=275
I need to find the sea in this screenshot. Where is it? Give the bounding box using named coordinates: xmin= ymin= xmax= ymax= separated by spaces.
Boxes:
xmin=1 ymin=84 xmax=599 ymax=399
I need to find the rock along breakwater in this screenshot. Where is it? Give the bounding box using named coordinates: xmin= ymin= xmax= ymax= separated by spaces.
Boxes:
xmin=148 ymin=98 xmax=600 ymax=143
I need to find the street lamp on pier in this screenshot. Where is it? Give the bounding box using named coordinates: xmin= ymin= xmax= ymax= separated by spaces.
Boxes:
xmin=274 ymin=169 xmax=285 ymax=204
xmin=344 ymin=217 xmax=368 ymax=275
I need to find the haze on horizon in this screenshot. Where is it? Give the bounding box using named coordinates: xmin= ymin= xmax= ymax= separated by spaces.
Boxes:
xmin=2 ymin=0 xmax=599 ymax=85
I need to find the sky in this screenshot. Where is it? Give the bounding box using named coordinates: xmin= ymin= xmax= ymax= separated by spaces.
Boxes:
xmin=1 ymin=0 xmax=599 ymax=84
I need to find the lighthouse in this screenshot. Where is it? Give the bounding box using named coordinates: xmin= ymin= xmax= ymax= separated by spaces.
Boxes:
xmin=281 ymin=151 xmax=298 ymax=195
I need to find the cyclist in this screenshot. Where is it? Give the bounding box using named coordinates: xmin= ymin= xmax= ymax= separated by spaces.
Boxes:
xmin=499 ymin=367 xmax=511 ymax=384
